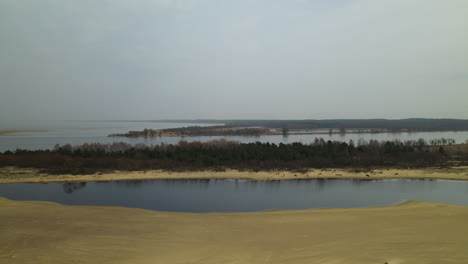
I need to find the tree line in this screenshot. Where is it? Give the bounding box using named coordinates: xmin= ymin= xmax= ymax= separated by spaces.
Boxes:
xmin=0 ymin=138 xmax=455 ymax=174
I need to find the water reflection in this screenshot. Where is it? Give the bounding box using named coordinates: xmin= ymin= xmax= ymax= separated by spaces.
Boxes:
xmin=62 ymin=182 xmax=87 ymax=194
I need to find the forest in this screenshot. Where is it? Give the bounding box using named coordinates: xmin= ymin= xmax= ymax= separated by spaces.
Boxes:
xmin=1 ymin=138 xmax=464 ymax=175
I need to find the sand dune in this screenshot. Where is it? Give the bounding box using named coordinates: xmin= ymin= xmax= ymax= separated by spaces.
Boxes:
xmin=0 ymin=198 xmax=467 ymax=264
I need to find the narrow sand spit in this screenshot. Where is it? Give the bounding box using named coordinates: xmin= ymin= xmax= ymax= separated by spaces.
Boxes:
xmin=0 ymin=197 xmax=467 ymax=264
xmin=0 ymin=126 xmax=137 ymax=136
xmin=1 ymin=166 xmax=468 ymax=183
xmin=0 ymin=129 xmax=51 ymax=136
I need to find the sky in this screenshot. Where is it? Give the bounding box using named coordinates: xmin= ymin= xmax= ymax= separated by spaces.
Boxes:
xmin=1 ymin=0 xmax=467 ymax=123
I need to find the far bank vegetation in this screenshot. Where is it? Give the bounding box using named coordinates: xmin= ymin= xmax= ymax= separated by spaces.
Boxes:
xmin=109 ymin=126 xmax=270 ymax=137
xmin=108 ymin=118 xmax=468 ymax=138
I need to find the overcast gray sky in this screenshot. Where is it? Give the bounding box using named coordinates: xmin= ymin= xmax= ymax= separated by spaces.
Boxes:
xmin=1 ymin=0 xmax=467 ymax=122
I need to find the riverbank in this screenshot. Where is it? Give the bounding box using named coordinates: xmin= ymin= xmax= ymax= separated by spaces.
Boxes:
xmin=1 ymin=197 xmax=467 ymax=264
xmin=1 ymin=166 xmax=468 ymax=183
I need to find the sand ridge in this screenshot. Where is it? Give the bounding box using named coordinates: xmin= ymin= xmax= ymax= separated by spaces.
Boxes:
xmin=1 ymin=166 xmax=468 ymax=183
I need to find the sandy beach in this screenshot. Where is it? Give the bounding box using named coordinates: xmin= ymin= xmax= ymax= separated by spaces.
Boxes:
xmin=1 ymin=166 xmax=468 ymax=184
xmin=0 ymin=197 xmax=467 ymax=264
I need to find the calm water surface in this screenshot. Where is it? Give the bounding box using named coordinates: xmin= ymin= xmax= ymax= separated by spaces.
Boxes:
xmin=0 ymin=179 xmax=467 ymax=212
xmin=0 ymin=121 xmax=214 ymax=151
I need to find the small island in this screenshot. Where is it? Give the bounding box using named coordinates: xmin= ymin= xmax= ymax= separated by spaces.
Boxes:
xmin=108 ymin=125 xmax=273 ymax=137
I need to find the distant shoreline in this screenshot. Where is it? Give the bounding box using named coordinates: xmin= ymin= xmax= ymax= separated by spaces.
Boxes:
xmin=2 ymin=127 xmax=468 ymax=137
xmin=109 ymin=130 xmax=417 ymax=137
xmin=108 ymin=125 xmax=468 ymax=138
xmin=1 ymin=166 xmax=467 ymax=184
xmin=0 ymin=129 xmax=52 ymax=136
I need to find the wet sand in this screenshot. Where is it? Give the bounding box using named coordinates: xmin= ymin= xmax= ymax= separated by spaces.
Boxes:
xmin=1 ymin=166 xmax=468 ymax=183
xmin=0 ymin=197 xmax=467 ymax=264
xmin=0 ymin=129 xmax=52 ymax=136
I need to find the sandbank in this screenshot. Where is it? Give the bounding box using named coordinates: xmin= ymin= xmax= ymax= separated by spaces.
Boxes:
xmin=0 ymin=129 xmax=52 ymax=136
xmin=0 ymin=126 xmax=137 ymax=136
xmin=1 ymin=166 xmax=468 ymax=184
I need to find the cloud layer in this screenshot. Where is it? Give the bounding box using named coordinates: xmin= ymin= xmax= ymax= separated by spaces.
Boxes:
xmin=1 ymin=0 xmax=467 ymax=121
